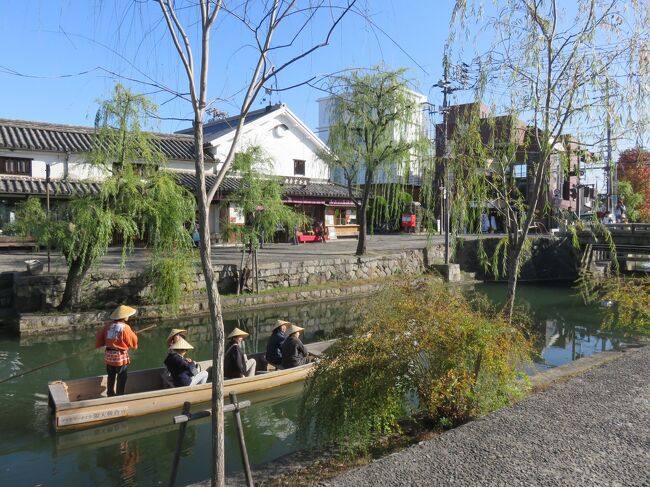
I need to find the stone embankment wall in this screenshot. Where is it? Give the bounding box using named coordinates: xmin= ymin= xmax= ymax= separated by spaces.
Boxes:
xmin=17 ymin=281 xmax=383 ymax=335
xmin=14 ymin=245 xmax=443 ymax=334
xmin=9 ymin=236 xmax=586 ymax=335
xmin=456 ymin=236 xmax=582 ymax=281
xmin=13 ymin=247 xmax=442 ymax=315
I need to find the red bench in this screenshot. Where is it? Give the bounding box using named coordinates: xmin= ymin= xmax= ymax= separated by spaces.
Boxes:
xmin=297 ymin=233 xmax=328 ymax=243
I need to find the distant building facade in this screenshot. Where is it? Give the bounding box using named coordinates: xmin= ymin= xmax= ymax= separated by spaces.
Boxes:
xmin=436 ymin=102 xmax=593 ymax=230
xmin=316 ymin=89 xmax=430 ymax=200
xmin=0 ymin=104 xmax=357 ymax=240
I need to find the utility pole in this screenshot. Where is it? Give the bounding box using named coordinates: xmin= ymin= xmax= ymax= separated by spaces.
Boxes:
xmin=441 ymin=55 xmax=451 ymax=264
xmin=605 ymin=79 xmax=617 ymax=214
xmin=436 ymin=54 xmax=470 ymax=265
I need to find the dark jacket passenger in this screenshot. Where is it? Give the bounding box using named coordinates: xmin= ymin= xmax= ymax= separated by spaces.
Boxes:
xmin=164 ymin=352 xmax=197 ymax=387
xmin=224 ymin=341 xmax=247 ymax=379
xmin=265 ymin=329 xmax=286 ymax=366
xmin=281 ymin=335 xmax=309 ymax=369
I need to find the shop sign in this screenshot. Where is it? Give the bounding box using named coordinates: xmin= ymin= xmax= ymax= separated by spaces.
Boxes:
xmin=228 ymin=204 xmax=245 ymax=224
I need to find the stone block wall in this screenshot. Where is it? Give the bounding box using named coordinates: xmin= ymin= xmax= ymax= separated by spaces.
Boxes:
xmin=251 ymin=247 xmax=441 ymax=291
xmin=12 ymin=266 xmax=238 ymax=313
xmin=455 ymin=236 xmax=582 ymax=281
xmin=11 ymin=247 xmax=444 ymax=315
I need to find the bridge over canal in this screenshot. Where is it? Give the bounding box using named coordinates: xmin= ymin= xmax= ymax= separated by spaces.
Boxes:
xmin=579 ymin=223 xmax=650 ymax=272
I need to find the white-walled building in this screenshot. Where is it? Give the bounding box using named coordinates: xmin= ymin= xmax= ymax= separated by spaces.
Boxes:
xmin=0 ymin=104 xmax=358 ymax=241
xmin=316 ymin=89 xmax=430 ymax=190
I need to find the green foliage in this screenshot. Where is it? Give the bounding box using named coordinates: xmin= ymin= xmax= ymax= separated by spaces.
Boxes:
xmin=150 ymin=252 xmax=193 ymax=309
xmin=87 ymin=84 xmax=164 ymax=173
xmin=10 ymin=84 xmax=196 ymax=309
xmin=223 ymin=146 xmax=307 ymax=247
xmin=617 ymin=181 xmax=643 ymax=222
xmin=319 ymin=67 xmax=432 ymax=251
xmin=579 ymin=275 xmax=650 ymax=338
xmin=4 ymin=197 xmax=48 ymax=245
xmin=299 ymin=277 xmax=530 ymax=452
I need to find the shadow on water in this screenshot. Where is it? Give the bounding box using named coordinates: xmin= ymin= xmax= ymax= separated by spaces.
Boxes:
xmin=0 ymin=285 xmax=632 ymax=486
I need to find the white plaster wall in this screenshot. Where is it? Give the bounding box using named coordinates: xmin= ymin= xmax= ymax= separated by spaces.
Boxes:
xmin=210 ymin=111 xmax=330 ymax=180
xmin=167 ymin=161 xmax=199 ymax=172
xmin=0 ymin=150 xmax=106 ymax=180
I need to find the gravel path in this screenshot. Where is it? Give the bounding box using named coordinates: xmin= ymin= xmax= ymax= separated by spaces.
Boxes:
xmin=324 ymin=346 xmax=650 ymax=487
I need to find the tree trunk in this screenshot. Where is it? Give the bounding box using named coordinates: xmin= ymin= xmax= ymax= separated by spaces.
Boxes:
xmin=355 ymin=203 xmax=366 ymax=256
xmin=57 ymin=256 xmax=91 ymax=310
xmin=192 ymin=118 xmax=226 ymax=487
xmin=503 ymin=243 xmax=521 ymax=323
xmin=355 ymin=171 xmax=373 ymax=256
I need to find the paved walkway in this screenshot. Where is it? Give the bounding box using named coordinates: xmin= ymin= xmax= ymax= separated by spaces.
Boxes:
xmin=0 ymin=234 xmax=445 ymax=274
xmin=324 ymin=346 xmax=650 ymax=487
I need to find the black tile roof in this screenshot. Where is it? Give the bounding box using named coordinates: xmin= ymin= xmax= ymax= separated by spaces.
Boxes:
xmin=175 ymin=104 xmax=282 ymax=139
xmin=0 ymin=176 xmax=102 ymax=198
xmin=281 ymin=178 xmax=354 ymax=198
xmin=0 ymin=119 xmax=200 ymax=161
xmin=0 ymin=174 xmax=357 ymax=201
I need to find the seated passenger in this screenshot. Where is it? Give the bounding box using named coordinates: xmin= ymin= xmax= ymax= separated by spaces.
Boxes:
xmin=166 ymin=328 xmax=187 ymax=348
xmin=281 ymin=324 xmax=310 ymax=369
xmin=266 ymin=320 xmax=289 ymax=367
xmin=224 ymin=328 xmax=257 ymax=379
xmin=164 ymin=337 xmax=208 ymax=387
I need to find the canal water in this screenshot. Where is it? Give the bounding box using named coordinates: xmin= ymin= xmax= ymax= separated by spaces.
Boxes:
xmin=0 ymin=285 xmax=627 ymax=486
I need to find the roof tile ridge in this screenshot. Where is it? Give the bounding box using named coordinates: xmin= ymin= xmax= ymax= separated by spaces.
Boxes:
xmin=0 ymin=118 xmax=196 ymax=140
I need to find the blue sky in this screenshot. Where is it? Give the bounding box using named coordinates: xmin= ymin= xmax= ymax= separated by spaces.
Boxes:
xmin=0 ymin=1 xmax=458 ymax=133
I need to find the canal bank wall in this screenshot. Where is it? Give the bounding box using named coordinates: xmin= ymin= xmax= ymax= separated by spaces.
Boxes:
xmin=15 ymin=279 xmax=382 ymax=335
xmin=11 ymin=247 xmax=438 ymax=315
xmin=5 ymin=235 xmax=585 ymax=334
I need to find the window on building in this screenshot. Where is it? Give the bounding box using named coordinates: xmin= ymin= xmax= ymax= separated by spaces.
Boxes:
xmin=512 ymin=163 xmax=527 ymax=179
xmin=293 ymin=159 xmax=305 ymax=176
xmin=0 ymin=157 xmax=32 ymax=176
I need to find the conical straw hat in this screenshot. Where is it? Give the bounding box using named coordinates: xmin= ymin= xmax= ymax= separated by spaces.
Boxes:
xmin=169 ymin=336 xmax=194 ymax=350
xmin=287 ymin=324 xmax=304 ymax=335
xmin=167 ymin=328 xmax=187 ymax=341
xmin=110 ymin=305 xmax=137 ymax=320
xmin=273 ymin=320 xmax=291 ymax=330
xmin=227 ymin=327 xmax=250 ymax=339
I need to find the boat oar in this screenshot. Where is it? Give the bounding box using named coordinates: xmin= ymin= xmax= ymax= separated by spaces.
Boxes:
xmin=0 ymin=324 xmax=158 ymax=385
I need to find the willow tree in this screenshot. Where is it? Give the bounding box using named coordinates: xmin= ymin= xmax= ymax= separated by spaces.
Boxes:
xmin=153 ymin=2 xmax=357 ymax=484
xmin=450 ymin=0 xmax=650 ymax=321
xmin=321 ymin=68 xmax=429 ymax=255
xmin=223 ymin=146 xmax=307 ymax=292
xmin=14 ymin=84 xmax=196 ymax=310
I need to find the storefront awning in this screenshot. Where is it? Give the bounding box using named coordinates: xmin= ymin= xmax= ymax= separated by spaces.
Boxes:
xmin=327 ymin=199 xmax=357 ymax=207
xmin=283 ymin=196 xmax=327 ymax=205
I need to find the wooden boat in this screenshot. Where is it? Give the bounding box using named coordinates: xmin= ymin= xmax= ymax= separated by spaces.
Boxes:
xmin=55 ymin=381 xmax=306 ymax=452
xmin=48 ymin=339 xmax=334 ymax=431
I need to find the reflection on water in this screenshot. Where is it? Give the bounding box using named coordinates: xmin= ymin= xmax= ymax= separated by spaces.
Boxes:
xmin=0 ymin=285 xmax=631 ymax=486
xmin=474 ymin=283 xmax=627 ymax=372
xmin=0 ymin=298 xmax=359 ymax=487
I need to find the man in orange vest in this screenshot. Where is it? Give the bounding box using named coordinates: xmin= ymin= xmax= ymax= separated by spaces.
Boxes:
xmin=96 ymin=305 xmax=139 ymax=396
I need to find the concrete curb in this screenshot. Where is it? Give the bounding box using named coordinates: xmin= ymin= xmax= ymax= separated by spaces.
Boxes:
xmin=529 ymin=343 xmax=644 ymax=391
